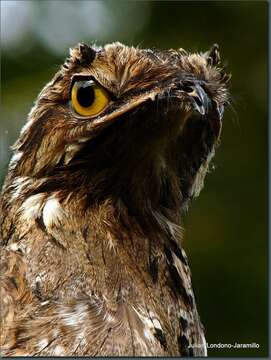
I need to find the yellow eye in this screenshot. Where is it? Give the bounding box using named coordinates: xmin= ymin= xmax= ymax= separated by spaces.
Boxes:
xmin=71 ymin=79 xmax=110 ymax=117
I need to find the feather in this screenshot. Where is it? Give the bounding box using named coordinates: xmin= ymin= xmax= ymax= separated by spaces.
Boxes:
xmin=0 ymin=42 xmax=230 ymax=356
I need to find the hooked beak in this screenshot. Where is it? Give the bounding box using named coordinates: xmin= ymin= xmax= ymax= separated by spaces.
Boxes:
xmin=180 ymin=82 xmax=210 ymax=116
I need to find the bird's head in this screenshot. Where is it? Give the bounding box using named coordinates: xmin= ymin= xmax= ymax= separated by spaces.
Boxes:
xmin=11 ymin=42 xmax=230 ymax=220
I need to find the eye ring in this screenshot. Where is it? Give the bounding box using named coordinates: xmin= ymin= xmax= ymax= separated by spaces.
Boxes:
xmin=71 ymin=79 xmax=110 ymax=117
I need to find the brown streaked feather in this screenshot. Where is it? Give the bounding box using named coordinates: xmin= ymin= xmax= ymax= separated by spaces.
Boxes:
xmin=0 ymin=42 xmax=230 ymax=356
xmin=0 ymin=246 xmax=33 ymax=351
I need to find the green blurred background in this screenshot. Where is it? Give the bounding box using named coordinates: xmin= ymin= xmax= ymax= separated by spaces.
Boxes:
xmin=1 ymin=1 xmax=268 ymax=356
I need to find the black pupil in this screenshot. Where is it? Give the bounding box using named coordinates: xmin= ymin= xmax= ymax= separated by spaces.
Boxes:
xmin=77 ymin=82 xmax=95 ymax=107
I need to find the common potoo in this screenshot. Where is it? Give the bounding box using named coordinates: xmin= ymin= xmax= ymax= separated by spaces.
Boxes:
xmin=0 ymin=42 xmax=230 ymax=356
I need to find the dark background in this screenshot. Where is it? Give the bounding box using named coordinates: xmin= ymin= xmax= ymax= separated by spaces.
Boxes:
xmin=1 ymin=1 xmax=268 ymax=356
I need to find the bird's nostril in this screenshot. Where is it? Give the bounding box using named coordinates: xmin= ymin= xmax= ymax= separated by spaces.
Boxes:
xmin=182 ymin=85 xmax=194 ymax=93
xmin=181 ymin=81 xmax=194 ymax=93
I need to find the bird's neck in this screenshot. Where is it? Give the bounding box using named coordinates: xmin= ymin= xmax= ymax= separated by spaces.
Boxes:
xmin=1 ymin=175 xmax=199 ymax=356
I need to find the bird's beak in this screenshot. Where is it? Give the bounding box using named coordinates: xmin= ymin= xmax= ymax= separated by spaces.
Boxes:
xmin=185 ymin=83 xmax=210 ymax=115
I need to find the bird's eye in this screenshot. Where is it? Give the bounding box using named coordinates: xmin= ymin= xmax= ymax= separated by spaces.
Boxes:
xmin=71 ymin=79 xmax=110 ymax=117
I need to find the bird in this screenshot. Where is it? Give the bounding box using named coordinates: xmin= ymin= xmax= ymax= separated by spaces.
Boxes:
xmin=0 ymin=42 xmax=230 ymax=356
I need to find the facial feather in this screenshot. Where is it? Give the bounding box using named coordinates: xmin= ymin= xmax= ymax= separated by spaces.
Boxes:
xmin=0 ymin=42 xmax=230 ymax=356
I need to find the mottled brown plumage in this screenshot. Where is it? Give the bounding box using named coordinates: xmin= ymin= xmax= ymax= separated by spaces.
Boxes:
xmin=0 ymin=42 xmax=230 ymax=356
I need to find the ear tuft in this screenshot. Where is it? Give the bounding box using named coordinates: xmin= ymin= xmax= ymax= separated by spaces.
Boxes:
xmin=78 ymin=43 xmax=96 ymax=64
xmin=206 ymin=43 xmax=221 ymax=66
xmin=69 ymin=43 xmax=96 ymax=65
